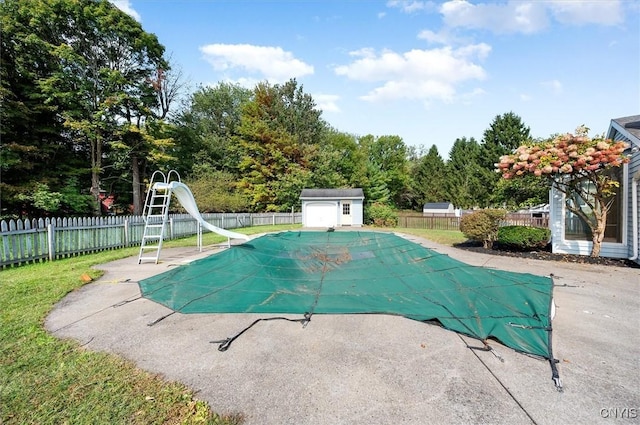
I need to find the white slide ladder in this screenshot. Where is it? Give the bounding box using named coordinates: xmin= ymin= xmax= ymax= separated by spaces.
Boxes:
xmin=138 ymin=170 xmax=177 ymax=264
xmin=138 ymin=170 xmax=250 ymax=264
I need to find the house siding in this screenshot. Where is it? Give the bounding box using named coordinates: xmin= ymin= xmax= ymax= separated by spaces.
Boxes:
xmin=551 ymin=117 xmax=640 ymax=260
xmin=628 ymin=150 xmax=640 ymax=265
xmin=349 ymin=199 xmax=364 ymax=227
xmin=611 ymin=122 xmax=640 ymax=264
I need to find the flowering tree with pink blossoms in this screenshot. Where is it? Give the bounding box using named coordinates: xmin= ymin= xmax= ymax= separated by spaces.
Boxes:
xmin=495 ymin=126 xmax=629 ymax=257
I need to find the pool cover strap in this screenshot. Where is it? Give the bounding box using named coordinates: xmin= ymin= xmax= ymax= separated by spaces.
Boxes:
xmin=211 ymin=313 xmax=311 ymax=352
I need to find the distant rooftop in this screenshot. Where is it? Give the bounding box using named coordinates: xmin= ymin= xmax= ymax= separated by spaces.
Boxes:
xmin=423 ymin=202 xmax=453 ymax=210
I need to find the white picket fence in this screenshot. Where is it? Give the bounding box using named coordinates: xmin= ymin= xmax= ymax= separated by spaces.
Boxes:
xmin=0 ymin=212 xmax=301 ymax=267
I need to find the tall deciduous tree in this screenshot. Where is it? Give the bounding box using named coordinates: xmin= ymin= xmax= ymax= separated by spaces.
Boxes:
xmin=0 ymin=0 xmax=89 ymax=216
xmin=174 ymin=82 xmax=253 ymax=176
xmin=496 ymin=126 xmax=629 ymax=257
xmin=30 ymin=0 xmax=169 ymax=215
xmin=237 ymin=79 xmax=326 ymax=211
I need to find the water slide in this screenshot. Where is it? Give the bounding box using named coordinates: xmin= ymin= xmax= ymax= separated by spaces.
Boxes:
xmin=155 ymin=181 xmax=250 ymax=241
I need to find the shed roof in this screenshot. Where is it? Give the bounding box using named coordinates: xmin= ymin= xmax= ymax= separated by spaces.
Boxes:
xmin=423 ymin=202 xmax=453 ymax=210
xmin=300 ymin=188 xmax=364 ymax=200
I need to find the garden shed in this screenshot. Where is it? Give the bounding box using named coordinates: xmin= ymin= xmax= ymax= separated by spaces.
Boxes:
xmin=550 ymin=115 xmax=640 ymax=264
xmin=423 ymin=202 xmax=455 ymax=216
xmin=299 ymin=189 xmax=364 ymax=228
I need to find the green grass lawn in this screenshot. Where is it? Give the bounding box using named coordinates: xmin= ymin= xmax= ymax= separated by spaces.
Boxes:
xmin=0 ymin=224 xmax=463 ymax=424
xmin=394 ymin=227 xmax=466 ymax=246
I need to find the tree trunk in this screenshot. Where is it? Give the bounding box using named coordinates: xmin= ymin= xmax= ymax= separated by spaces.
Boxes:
xmin=131 ymin=156 xmax=142 ymax=215
xmin=90 ymin=171 xmax=101 ymax=216
xmin=90 ymin=134 xmax=102 ymax=217
xmin=590 ymin=208 xmax=607 ymax=257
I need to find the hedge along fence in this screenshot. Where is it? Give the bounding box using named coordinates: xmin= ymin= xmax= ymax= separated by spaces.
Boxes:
xmin=0 ymin=212 xmax=302 ymax=268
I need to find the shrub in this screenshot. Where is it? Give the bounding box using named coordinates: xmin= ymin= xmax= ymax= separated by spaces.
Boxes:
xmin=498 ymin=225 xmax=550 ymax=251
xmin=459 ymin=209 xmax=507 ymax=248
xmin=365 ymin=202 xmax=398 ymax=227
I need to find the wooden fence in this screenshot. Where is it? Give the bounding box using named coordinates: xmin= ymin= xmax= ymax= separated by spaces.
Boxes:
xmin=0 ymin=212 xmax=301 ymax=268
xmin=397 ymin=215 xmax=461 ymax=230
xmin=397 ymin=213 xmax=549 ymax=231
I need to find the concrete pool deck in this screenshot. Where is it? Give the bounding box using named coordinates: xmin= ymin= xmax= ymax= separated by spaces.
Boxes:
xmin=45 ymin=232 xmax=640 ymax=424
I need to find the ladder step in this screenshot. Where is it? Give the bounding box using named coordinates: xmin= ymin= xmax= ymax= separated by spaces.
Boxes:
xmin=139 ymin=257 xmax=160 ymax=261
xmin=146 ymin=224 xmax=164 ymax=228
xmin=143 ymin=235 xmax=162 ymax=240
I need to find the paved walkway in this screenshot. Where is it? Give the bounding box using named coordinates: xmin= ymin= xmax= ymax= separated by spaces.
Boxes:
xmin=46 ymin=232 xmax=640 ymax=425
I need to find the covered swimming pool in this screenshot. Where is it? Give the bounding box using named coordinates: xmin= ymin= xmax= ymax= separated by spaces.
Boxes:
xmin=139 ymin=231 xmax=556 ymax=364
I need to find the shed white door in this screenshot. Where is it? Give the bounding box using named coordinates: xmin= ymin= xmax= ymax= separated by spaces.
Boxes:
xmin=341 ymin=201 xmax=352 ymax=225
xmin=305 ymin=202 xmax=337 ymax=227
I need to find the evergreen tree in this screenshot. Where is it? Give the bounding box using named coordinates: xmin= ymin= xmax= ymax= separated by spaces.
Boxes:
xmin=445 ymin=137 xmax=484 ymax=209
xmin=363 ymin=163 xmax=391 ymax=205
xmin=411 ymin=145 xmax=448 ymax=208
xmin=478 ymin=112 xmax=532 ymax=206
xmin=359 ymin=134 xmax=409 ymax=208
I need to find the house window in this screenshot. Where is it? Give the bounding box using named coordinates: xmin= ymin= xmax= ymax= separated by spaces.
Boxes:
xmin=564 ymin=167 xmax=623 ymax=243
xmin=342 ymin=203 xmax=350 ymax=215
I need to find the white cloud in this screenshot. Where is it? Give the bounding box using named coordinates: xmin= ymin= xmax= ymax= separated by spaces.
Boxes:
xmin=547 ymin=0 xmax=623 ymax=26
xmin=417 ymin=29 xmax=452 ymax=45
xmin=386 ymin=0 xmax=436 ymax=14
xmin=438 ymin=0 xmax=622 ymax=34
xmin=313 ymin=93 xmax=341 ymax=113
xmin=334 ymin=44 xmax=490 ymax=103
xmin=440 ymin=1 xmax=548 ymax=34
xmin=200 ymin=44 xmax=314 ymax=83
xmin=541 ymin=79 xmax=563 ymax=95
xmin=109 ymin=0 xmax=141 ymax=21
xmin=520 ymin=93 xmax=532 ymax=102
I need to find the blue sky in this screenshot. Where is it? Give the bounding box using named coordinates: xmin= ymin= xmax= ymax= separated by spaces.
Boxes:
xmin=111 ymin=0 xmax=639 ymax=158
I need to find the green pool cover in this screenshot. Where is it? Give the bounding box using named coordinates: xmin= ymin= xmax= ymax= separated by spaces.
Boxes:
xmin=139 ymin=231 xmax=556 ymax=361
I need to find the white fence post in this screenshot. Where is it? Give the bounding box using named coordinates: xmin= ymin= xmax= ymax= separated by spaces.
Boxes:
xmin=47 ymin=223 xmax=54 ymax=261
